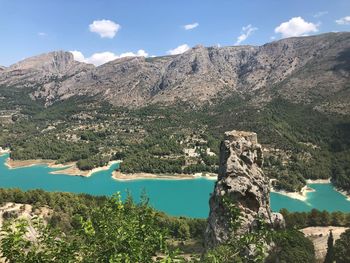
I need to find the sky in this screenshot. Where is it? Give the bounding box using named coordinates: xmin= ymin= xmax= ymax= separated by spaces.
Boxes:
xmin=0 ymin=0 xmax=349 ymax=66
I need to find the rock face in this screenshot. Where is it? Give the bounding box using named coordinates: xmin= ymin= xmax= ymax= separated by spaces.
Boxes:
xmin=0 ymin=33 xmax=349 ymax=113
xmin=205 ymin=130 xmax=282 ymax=248
xmin=0 ymin=51 xmax=94 ymax=105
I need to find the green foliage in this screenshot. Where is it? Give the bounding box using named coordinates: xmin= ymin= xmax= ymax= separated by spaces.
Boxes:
xmin=183 ymin=163 xmax=217 ymax=174
xmin=265 ymin=230 xmax=315 ymax=263
xmin=331 ymin=149 xmax=350 ymax=191
xmin=1 ymin=90 xmax=350 ymax=192
xmin=334 ymin=229 xmax=350 ymax=263
xmin=76 ymin=154 xmax=110 ymax=170
xmin=0 ymin=188 xmax=322 ymax=262
xmin=0 ymin=188 xmax=107 ymax=232
xmin=0 ymin=188 xmax=207 ymax=243
xmin=76 ymin=193 xmax=168 ymax=262
xmin=1 ymin=218 xmax=77 ymax=263
xmin=324 ymin=230 xmax=334 ymax=263
xmin=280 ymin=209 xmax=350 ymax=229
xmin=0 ymin=193 xmax=178 ymax=262
xmin=9 ymin=134 xmax=99 ymax=164
xmin=156 ymin=214 xmax=206 ymax=241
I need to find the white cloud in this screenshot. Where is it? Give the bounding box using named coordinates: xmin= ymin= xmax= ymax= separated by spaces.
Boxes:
xmin=70 ymin=49 xmax=148 ymax=66
xmin=336 ymin=16 xmax=350 ymax=25
xmin=89 ymin=19 xmax=121 ymax=38
xmin=167 ymin=44 xmax=190 ymax=55
xmin=184 ymin=22 xmax=199 ymax=30
xmin=38 ymin=32 xmax=47 ymax=37
xmin=314 ymin=11 xmax=328 ymax=18
xmin=235 ymin=24 xmax=258 ymax=45
xmin=70 ymin=51 xmax=86 ymax=62
xmin=274 ymin=17 xmax=318 ymax=38
xmin=84 ymin=52 xmax=118 ymax=66
xmin=119 ymin=49 xmax=149 ymax=58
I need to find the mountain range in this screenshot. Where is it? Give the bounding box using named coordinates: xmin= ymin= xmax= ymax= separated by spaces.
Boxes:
xmin=0 ymin=32 xmax=349 ymax=114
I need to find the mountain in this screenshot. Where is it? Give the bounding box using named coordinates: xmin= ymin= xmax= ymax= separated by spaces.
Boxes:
xmin=0 ymin=32 xmax=349 ymax=113
xmin=0 ymin=51 xmax=94 ymax=103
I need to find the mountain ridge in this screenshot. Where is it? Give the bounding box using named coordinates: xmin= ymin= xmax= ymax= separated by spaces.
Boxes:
xmin=0 ymin=32 xmax=349 ymax=113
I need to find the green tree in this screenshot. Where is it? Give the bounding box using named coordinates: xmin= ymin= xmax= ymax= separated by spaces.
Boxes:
xmin=266 ymin=230 xmax=315 ymax=263
xmin=334 ymin=229 xmax=350 ymax=263
xmin=0 ymin=193 xmax=178 ymax=263
xmin=324 ymin=230 xmax=334 ymax=263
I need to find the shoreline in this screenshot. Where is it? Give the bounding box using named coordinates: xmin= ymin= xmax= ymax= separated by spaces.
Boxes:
xmin=270 ymin=184 xmax=315 ymax=201
xmin=3 ymin=153 xmax=218 ymax=181
xmin=335 ymin=188 xmax=350 ymax=201
xmin=112 ymin=171 xmax=218 ymax=181
xmin=0 ymin=148 xmax=10 ymax=157
xmin=4 ymin=156 xmax=121 ymax=177
xmin=5 ymin=158 xmax=69 ymax=169
xmin=3 ymin=153 xmax=350 ymax=202
xmin=306 ymin=178 xmax=350 ymax=201
xmin=306 ymin=178 xmax=331 ymax=184
xmin=50 ymin=160 xmax=121 ymax=177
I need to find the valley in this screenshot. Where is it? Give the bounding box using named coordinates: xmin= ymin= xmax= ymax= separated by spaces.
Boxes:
xmin=1 ymin=33 xmax=349 ymax=197
xmin=1 ymin=0 xmax=350 ymax=261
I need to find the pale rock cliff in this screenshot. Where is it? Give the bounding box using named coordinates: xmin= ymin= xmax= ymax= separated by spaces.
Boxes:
xmin=205 ymin=130 xmax=284 ymax=248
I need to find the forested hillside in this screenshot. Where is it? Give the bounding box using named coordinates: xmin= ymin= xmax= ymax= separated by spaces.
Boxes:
xmin=0 ymin=88 xmax=349 ymax=193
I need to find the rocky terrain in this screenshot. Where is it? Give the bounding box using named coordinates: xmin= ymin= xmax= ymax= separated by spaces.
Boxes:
xmin=205 ymin=130 xmax=284 ymax=248
xmin=0 ymin=202 xmax=51 ymax=229
xmin=0 ymin=32 xmax=349 ymax=113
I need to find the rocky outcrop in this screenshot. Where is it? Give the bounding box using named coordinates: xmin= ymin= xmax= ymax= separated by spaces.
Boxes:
xmin=0 ymin=51 xmax=94 ymax=105
xmin=1 ymin=33 xmax=349 ymax=113
xmin=205 ymin=130 xmax=284 ymax=248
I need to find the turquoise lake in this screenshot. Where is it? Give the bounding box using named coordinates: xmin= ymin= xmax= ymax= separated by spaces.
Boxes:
xmin=0 ymin=153 xmax=350 ymax=218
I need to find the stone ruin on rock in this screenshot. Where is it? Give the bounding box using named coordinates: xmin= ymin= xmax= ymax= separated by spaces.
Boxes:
xmin=205 ymin=130 xmax=284 ymax=248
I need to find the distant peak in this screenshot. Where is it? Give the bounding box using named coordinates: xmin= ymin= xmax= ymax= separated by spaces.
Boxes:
xmin=8 ymin=50 xmax=85 ymax=73
xmin=192 ymin=44 xmax=206 ymax=50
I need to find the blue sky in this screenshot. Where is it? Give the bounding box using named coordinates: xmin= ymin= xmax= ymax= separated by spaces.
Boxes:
xmin=0 ymin=0 xmax=349 ymax=66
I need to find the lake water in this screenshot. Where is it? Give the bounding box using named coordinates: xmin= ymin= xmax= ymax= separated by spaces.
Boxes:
xmin=0 ymin=154 xmax=349 ymax=218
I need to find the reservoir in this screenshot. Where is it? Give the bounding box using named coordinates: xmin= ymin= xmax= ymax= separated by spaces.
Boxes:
xmin=0 ymin=154 xmax=349 ymax=218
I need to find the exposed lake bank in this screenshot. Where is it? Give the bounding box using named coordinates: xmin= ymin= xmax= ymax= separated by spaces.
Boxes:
xmin=5 ymin=158 xmax=71 ymax=169
xmin=5 ymin=155 xmax=217 ymax=180
xmin=305 ymin=178 xmax=350 ymax=201
xmin=1 ymin=153 xmax=350 ymax=217
xmin=112 ymin=171 xmax=217 ymax=181
xmin=5 ymin=156 xmax=121 ymax=177
xmin=336 ymin=189 xmax=350 ymax=201
xmin=0 ymin=148 xmax=10 ymax=156
xmin=51 ymin=160 xmax=121 ymax=177
xmin=270 ymin=185 xmax=315 ymax=201
xmin=270 ymin=178 xmax=350 ymax=203
xmin=306 ymin=178 xmax=331 ymax=184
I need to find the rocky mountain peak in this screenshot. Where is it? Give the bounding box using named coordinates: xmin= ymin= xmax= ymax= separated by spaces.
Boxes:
xmin=0 ymin=32 xmax=349 ymax=113
xmin=205 ymin=130 xmax=284 ymax=248
xmin=103 ymin=56 xmax=145 ymax=67
xmin=8 ymin=51 xmax=89 ymax=74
